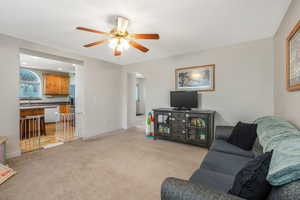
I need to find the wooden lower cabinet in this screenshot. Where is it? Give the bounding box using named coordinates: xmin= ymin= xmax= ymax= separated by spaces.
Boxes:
xmin=20 ymin=109 xmax=46 ymax=139
xmin=20 ymin=108 xmax=44 ymax=118
xmin=60 ymin=105 xmax=71 ymax=114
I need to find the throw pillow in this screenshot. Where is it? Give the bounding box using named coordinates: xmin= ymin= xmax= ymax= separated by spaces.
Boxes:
xmin=229 ymin=151 xmax=273 ymax=200
xmin=227 ymin=122 xmax=257 ymax=151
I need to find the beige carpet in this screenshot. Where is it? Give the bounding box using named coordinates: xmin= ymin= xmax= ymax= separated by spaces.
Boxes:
xmin=0 ymin=128 xmax=207 ymax=200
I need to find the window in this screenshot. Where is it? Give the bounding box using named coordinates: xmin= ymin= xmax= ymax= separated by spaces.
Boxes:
xmin=19 ymin=69 xmax=41 ymax=98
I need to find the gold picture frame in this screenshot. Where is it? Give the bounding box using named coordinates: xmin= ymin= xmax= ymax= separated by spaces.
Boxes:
xmin=286 ymin=20 xmax=300 ymax=91
xmin=175 ymin=64 xmax=215 ymax=92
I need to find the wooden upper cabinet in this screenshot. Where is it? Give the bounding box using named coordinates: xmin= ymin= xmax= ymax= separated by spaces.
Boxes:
xmin=60 ymin=76 xmax=70 ymax=95
xmin=43 ymin=74 xmax=59 ymax=95
xmin=43 ymin=74 xmax=70 ymax=95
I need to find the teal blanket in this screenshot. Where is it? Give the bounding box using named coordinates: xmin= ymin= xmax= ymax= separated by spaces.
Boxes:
xmin=255 ymin=116 xmax=300 ymax=153
xmin=267 ymin=137 xmax=300 ymax=185
xmin=255 ymin=116 xmax=300 ymax=186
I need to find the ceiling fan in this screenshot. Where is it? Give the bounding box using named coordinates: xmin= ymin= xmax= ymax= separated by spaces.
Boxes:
xmin=76 ymin=16 xmax=160 ymax=56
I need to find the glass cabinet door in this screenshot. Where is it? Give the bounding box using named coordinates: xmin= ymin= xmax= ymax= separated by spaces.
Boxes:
xmin=170 ymin=112 xmax=186 ymax=142
xmin=186 ymin=114 xmax=209 ymax=145
xmin=156 ymin=112 xmax=171 ymax=137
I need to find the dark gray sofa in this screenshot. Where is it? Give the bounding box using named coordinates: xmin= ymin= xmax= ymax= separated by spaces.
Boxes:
xmin=161 ymin=126 xmax=300 ymax=200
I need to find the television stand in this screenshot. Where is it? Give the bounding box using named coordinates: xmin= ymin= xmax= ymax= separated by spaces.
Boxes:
xmin=153 ymin=108 xmax=215 ymax=148
xmin=173 ymin=107 xmax=191 ymax=111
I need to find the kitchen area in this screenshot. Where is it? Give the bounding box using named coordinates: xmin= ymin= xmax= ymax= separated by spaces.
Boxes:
xmin=19 ymin=53 xmax=78 ymax=152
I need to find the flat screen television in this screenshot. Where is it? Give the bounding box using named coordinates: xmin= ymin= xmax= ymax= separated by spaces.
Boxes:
xmin=170 ymin=91 xmax=198 ymax=109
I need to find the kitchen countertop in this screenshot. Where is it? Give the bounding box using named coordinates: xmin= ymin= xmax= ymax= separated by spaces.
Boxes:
xmin=20 ymin=99 xmax=73 ymax=110
xmin=20 ymin=105 xmax=59 ymax=110
xmin=20 ymin=101 xmax=70 ymax=105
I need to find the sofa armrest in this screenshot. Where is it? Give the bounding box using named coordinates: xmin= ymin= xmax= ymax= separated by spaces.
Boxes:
xmin=161 ymin=178 xmax=244 ymax=200
xmin=215 ymin=126 xmax=234 ymax=141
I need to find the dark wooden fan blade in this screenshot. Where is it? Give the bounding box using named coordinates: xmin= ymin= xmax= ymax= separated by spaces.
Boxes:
xmin=128 ymin=40 xmax=149 ymax=53
xmin=114 ymin=48 xmax=121 ymax=56
xmin=76 ymin=27 xmax=111 ymax=36
xmin=83 ymin=39 xmax=111 ymax=47
xmin=128 ymin=34 xmax=160 ymax=39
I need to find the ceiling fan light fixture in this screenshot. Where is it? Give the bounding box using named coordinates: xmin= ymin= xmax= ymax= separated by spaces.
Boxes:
xmin=108 ymin=38 xmax=129 ymax=52
xmin=76 ymin=16 xmax=159 ymax=56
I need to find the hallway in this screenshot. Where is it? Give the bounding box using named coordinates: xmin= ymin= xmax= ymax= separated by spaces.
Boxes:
xmin=135 ymin=114 xmax=146 ymax=130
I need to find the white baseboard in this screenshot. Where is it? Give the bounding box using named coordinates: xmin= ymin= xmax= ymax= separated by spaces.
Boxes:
xmin=82 ymin=128 xmax=125 ymax=140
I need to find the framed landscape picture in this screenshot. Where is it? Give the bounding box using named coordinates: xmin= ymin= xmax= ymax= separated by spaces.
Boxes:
xmin=175 ymin=64 xmax=215 ymax=92
xmin=286 ymin=20 xmax=300 ymax=91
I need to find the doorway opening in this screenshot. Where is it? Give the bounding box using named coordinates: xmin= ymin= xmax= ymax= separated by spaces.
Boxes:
xmin=127 ymin=72 xmax=146 ymax=130
xmin=18 ymin=51 xmax=82 ymax=153
xmin=135 ymin=73 xmax=146 ymax=129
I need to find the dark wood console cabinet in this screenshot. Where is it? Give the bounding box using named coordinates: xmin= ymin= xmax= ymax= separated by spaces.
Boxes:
xmin=153 ymin=108 xmax=215 ymax=148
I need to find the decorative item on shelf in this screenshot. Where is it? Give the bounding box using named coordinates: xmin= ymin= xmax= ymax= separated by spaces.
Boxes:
xmin=159 ymin=126 xmax=163 ymax=133
xmin=190 ymin=118 xmax=206 ymax=128
xmin=191 ymin=118 xmax=197 ymax=127
xmin=286 ymin=20 xmax=300 ymax=91
xmin=175 ymin=65 xmax=215 ymax=92
xmin=145 ymin=112 xmax=155 ymax=138
xmin=161 ymin=126 xmax=170 ymax=134
xmin=199 ymin=118 xmax=206 ymax=128
xmin=199 ymin=129 xmax=207 ymax=140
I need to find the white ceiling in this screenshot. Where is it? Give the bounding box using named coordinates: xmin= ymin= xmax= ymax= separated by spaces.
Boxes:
xmin=20 ymin=54 xmax=76 ymax=73
xmin=0 ymin=0 xmax=291 ymax=66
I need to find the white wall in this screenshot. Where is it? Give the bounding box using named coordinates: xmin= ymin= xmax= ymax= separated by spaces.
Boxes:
xmin=0 ymin=35 xmax=20 ymax=158
xmin=83 ymin=59 xmax=122 ymax=137
xmin=274 ymin=0 xmax=300 ymax=128
xmin=0 ymin=33 xmax=122 ymax=157
xmin=122 ymin=38 xmax=274 ymax=127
